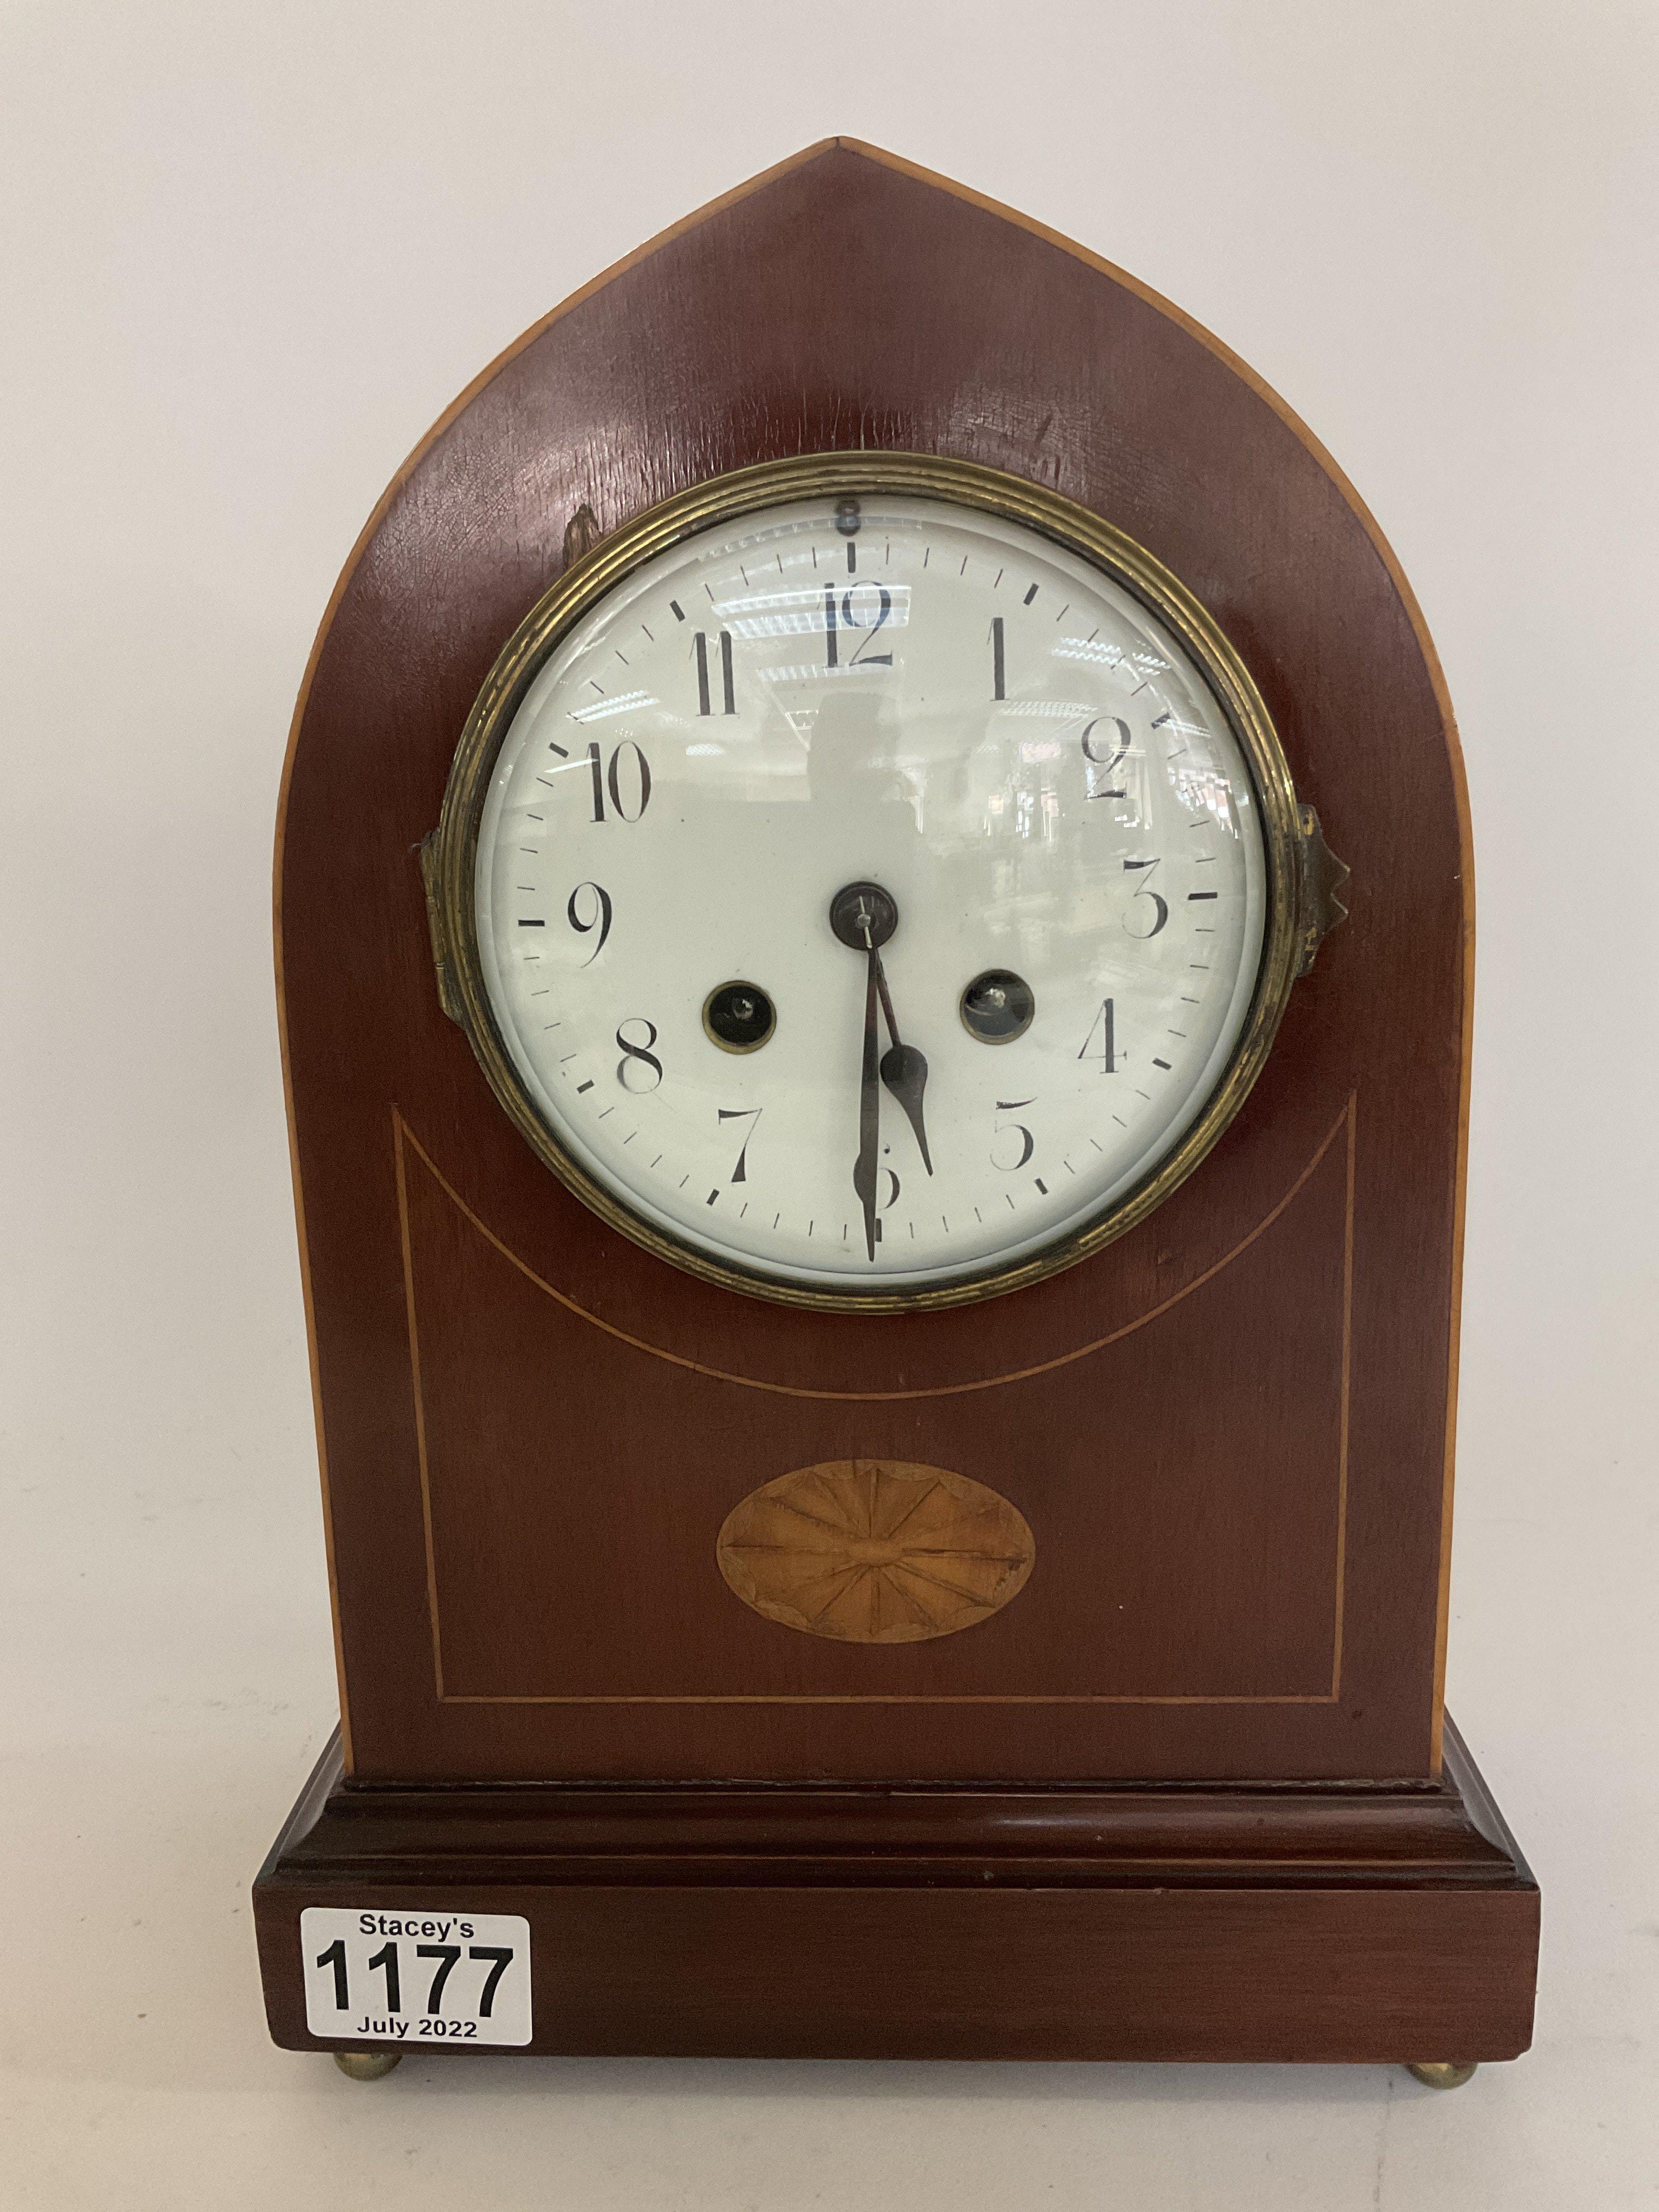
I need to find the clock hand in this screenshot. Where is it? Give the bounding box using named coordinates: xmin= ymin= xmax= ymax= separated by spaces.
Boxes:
xmin=853 ymin=934 xmax=882 ymax=1262
xmin=873 ymin=955 xmax=933 ymax=1175
xmin=829 ymin=880 xmax=902 ymax=1265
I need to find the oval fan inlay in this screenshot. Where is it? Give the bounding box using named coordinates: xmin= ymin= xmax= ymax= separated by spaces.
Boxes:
xmin=716 ymin=1459 xmax=1035 ymax=1644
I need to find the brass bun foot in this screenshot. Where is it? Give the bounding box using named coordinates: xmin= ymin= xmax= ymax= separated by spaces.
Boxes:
xmin=334 ymin=2049 xmax=403 ymax=2080
xmin=1406 ymin=2061 xmax=1479 ymax=2090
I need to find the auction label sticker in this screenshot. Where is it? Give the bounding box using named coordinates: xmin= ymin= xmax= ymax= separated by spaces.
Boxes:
xmin=301 ymin=1908 xmax=532 ymax=2046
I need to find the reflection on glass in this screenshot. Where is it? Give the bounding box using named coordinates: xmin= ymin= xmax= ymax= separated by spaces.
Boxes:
xmin=476 ymin=491 xmax=1268 ymax=1294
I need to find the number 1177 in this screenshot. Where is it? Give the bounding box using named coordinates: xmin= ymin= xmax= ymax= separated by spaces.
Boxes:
xmin=313 ymin=1938 xmax=515 ymax=2016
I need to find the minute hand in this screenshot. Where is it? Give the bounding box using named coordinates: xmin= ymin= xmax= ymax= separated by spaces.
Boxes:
xmin=851 ymin=941 xmax=883 ymax=1262
xmin=873 ymin=953 xmax=934 ymax=1175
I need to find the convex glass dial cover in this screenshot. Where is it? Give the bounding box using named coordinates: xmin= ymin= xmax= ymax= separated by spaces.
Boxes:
xmin=430 ymin=457 xmax=1304 ymax=1308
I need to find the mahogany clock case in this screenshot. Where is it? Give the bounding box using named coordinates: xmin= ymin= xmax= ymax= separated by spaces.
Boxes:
xmin=256 ymin=142 xmax=1536 ymax=2064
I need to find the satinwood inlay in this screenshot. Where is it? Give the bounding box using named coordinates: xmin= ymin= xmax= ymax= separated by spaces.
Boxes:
xmin=717 ymin=1461 xmax=1035 ymax=1643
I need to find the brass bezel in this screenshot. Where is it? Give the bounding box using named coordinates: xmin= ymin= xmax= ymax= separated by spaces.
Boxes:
xmin=427 ymin=452 xmax=1308 ymax=1313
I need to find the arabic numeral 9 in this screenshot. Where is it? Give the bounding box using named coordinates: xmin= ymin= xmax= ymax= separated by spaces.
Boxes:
xmin=566 ymin=881 xmax=612 ymax=962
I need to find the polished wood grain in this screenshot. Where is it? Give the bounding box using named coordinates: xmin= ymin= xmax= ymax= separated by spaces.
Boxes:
xmin=716 ymin=1461 xmax=1036 ymax=1644
xmin=394 ymin=1100 xmax=1352 ymax=1758
xmin=275 ymin=139 xmax=1472 ymax=1795
xmin=258 ymin=144 xmax=1538 ymax=2064
xmin=254 ymin=1716 xmax=1536 ymax=2061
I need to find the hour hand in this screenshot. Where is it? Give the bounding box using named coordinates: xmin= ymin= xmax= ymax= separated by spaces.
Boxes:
xmin=875 ymin=956 xmax=933 ymax=1175
xmin=879 ymin=1039 xmax=932 ymax=1175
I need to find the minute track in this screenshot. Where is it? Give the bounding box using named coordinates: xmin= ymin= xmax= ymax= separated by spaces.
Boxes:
xmin=450 ymin=459 xmax=1294 ymax=1308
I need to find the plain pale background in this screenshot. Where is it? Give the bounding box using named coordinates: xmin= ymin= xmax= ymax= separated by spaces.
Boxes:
xmin=2 ymin=2 xmax=1654 ymax=2205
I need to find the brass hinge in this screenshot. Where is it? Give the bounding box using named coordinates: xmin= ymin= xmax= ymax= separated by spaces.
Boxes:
xmin=416 ymin=832 xmax=465 ymax=1024
xmin=1295 ymin=805 xmax=1351 ymax=975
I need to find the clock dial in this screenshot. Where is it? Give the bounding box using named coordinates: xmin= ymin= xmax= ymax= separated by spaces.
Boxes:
xmin=464 ymin=480 xmax=1283 ymax=1303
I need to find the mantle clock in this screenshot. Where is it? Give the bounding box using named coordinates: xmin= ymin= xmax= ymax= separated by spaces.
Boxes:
xmin=253 ymin=141 xmax=1537 ymax=2084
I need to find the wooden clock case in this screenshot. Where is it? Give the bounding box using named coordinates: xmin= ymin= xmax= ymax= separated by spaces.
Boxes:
xmin=255 ymin=141 xmax=1537 ymax=2067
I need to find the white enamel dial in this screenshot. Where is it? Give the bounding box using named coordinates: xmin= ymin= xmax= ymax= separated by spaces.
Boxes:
xmin=471 ymin=487 xmax=1272 ymax=1299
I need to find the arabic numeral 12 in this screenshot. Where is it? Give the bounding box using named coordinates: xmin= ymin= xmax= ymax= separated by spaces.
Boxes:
xmin=826 ymin=583 xmax=893 ymax=669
